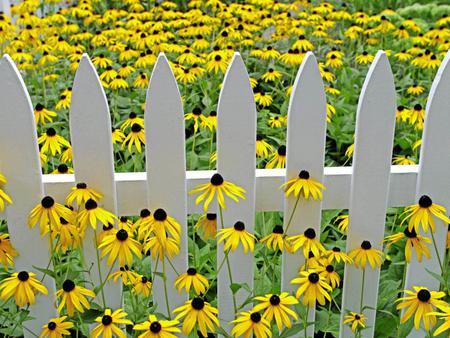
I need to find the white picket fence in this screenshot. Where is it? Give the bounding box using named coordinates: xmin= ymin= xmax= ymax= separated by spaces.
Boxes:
xmin=0 ymin=49 xmax=449 ymax=338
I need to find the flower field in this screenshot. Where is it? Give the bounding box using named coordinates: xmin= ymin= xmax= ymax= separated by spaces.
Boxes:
xmin=0 ymin=0 xmax=450 ymax=337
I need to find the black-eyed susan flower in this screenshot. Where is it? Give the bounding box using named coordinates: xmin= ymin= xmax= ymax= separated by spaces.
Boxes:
xmin=252 ymin=293 xmax=298 ymax=331
xmin=195 ymin=213 xmax=217 ymax=240
xmin=383 ymin=227 xmax=431 ymax=263
xmin=120 ymin=112 xmax=145 ymax=131
xmin=266 ymin=145 xmax=286 ymax=169
xmin=314 ymin=259 xmax=340 ymax=289
xmin=429 ymin=305 xmax=450 ymax=336
xmin=255 ymin=135 xmax=273 ymax=158
xmin=260 ymin=225 xmax=293 ymax=253
xmin=122 ymin=123 xmax=146 ymax=153
xmin=118 ymin=216 xmax=134 ymax=233
xmin=91 ymin=308 xmax=132 ymax=338
xmin=56 ymin=279 xmax=95 ymax=316
xmin=143 ymin=208 xmax=181 ymax=244
xmin=216 ymin=221 xmax=256 ymax=253
xmin=348 ymin=240 xmax=383 ymax=269
xmin=355 ymin=51 xmax=374 ymax=65
xmin=409 ymin=104 xmax=425 ymax=130
xmin=34 ymin=103 xmax=57 ymax=125
xmin=133 ymin=275 xmax=152 ymax=297
xmin=334 ymin=214 xmax=348 ymax=233
xmin=133 ymin=72 xmax=149 ymax=89
xmin=407 ymin=84 xmax=425 ymax=95
xmin=325 ymin=247 xmax=353 ymax=264
xmin=133 ymin=314 xmax=181 ymax=338
xmin=280 ymin=170 xmax=325 ymax=200
xmin=51 ymin=164 xmax=74 ymax=175
xmin=66 ymin=183 xmax=103 ymax=207
xmin=52 ymin=217 xmax=82 ymax=253
xmin=109 ymin=265 xmax=140 ymax=285
xmin=206 ymin=54 xmax=228 ymax=74
xmin=173 ymin=297 xmax=220 ymax=337
xmin=109 ymin=75 xmax=129 ymax=90
xmin=184 ymin=107 xmax=204 ymax=133
xmin=291 ymin=270 xmax=332 ymax=307
xmin=174 ymin=268 xmax=209 ymax=295
xmin=99 ymin=229 xmax=142 ymax=266
xmin=393 ymin=155 xmax=416 ymax=165
xmin=76 ymin=199 xmax=117 ymax=231
xmin=0 ymin=271 xmax=48 ymax=307
xmin=401 ymin=195 xmax=450 ymax=234
xmin=289 ymin=228 xmax=325 ymax=258
xmin=396 ymin=286 xmax=446 ymax=331
xmin=231 ymin=311 xmax=272 ymax=338
xmin=190 ymin=173 xmax=246 ymax=212
xmin=343 ymin=312 xmax=367 ymax=333
xmin=29 ymin=196 xmax=73 ymax=236
xmin=38 ymin=128 xmax=71 ymax=156
xmin=267 ymin=115 xmax=285 ymax=128
xmin=40 ymin=316 xmax=74 ymax=338
xmin=0 ymin=234 xmax=18 ymax=269
xmin=92 ymin=54 xmax=113 ymax=68
xmin=254 ymin=91 xmax=273 ymax=107
xmin=143 ymin=235 xmax=180 ymax=261
xmin=261 ymin=68 xmax=282 ymax=82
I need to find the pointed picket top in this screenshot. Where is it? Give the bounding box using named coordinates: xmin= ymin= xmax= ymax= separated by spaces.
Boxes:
xmin=404 ymin=51 xmax=450 ymax=331
xmin=70 ymin=54 xmax=121 ymax=309
xmin=340 ymin=51 xmax=396 ymax=338
xmin=0 ymin=55 xmax=57 ymax=336
xmin=216 ymin=52 xmax=256 ymax=327
xmin=144 ymin=53 xmax=187 ymax=312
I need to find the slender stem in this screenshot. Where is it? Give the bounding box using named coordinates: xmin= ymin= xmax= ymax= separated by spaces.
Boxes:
xmin=203 ymin=248 xmax=230 ymax=296
xmin=304 ymin=307 xmax=309 ymax=338
xmin=360 ymin=268 xmax=365 ymax=313
xmin=162 ymin=258 xmax=171 ymax=319
xmin=165 ymin=256 xmax=180 ymax=276
xmin=430 ymin=230 xmax=444 ymax=274
xmin=271 ymin=249 xmax=279 ymax=293
xmin=190 ymin=128 xmax=198 ymax=170
xmin=93 ymin=229 xmax=106 ymax=308
xmin=152 ymin=254 xmax=160 ymax=284
xmin=284 ymin=194 xmax=301 ymax=236
xmin=191 ymin=215 xmax=197 ymax=268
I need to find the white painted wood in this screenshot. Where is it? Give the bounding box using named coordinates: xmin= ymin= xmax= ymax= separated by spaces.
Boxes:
xmin=216 ymin=52 xmax=256 ymax=329
xmin=0 ymin=55 xmax=57 ymax=337
xmin=340 ymin=51 xmax=396 ymax=338
xmin=41 ymin=166 xmax=420 ymax=215
xmin=404 ymin=51 xmax=450 ymax=338
xmin=69 ymin=54 xmax=121 ymax=309
xmin=144 ymin=53 xmax=187 ymax=313
xmin=0 ymin=0 xmax=11 ymax=18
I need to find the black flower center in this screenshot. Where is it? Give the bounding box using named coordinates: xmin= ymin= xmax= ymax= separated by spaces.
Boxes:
xmin=141 ymin=276 xmax=148 ymax=283
xmin=206 ymin=213 xmax=216 ymax=221
xmin=153 ymin=208 xmax=167 ymax=221
xmin=193 ymin=107 xmax=202 ymax=116
xmin=256 ymin=134 xmax=263 ymax=141
xmin=58 ymin=164 xmax=68 ymax=173
xmin=332 ymin=247 xmax=341 ymax=252
xmin=46 ymin=128 xmax=56 ymax=136
xmin=191 ymin=297 xmax=205 ymax=310
xmin=304 ymin=228 xmax=316 ymax=239
xmin=131 ymin=123 xmax=142 ymax=133
xmin=102 ymin=315 xmax=113 ymax=326
xmin=414 ymin=104 xmax=422 ymax=111
xmin=417 ymin=289 xmax=431 ymax=302
xmin=116 ymin=229 xmax=128 ymax=241
xmin=308 ymin=272 xmax=319 ymax=283
xmin=269 ymin=294 xmax=280 ymax=305
xmin=150 ymin=321 xmax=162 ymax=333
xmin=140 ymin=209 xmax=151 ymax=217
xmin=250 ymin=312 xmax=261 ymax=323
xmin=273 ymin=225 xmax=283 ymax=234
xmin=62 ymin=279 xmax=75 ymax=292
xmin=299 ymin=170 xmax=310 ymax=179
xmin=355 ymin=314 xmax=361 ymax=320
xmin=215 ymin=55 xmax=221 ymax=61
xmin=418 ymin=195 xmax=432 ymax=208
xmin=403 ymin=228 xmax=417 ymax=238
xmin=234 ymin=221 xmax=245 ymax=231
xmin=210 ymin=173 xmax=224 ymax=186
xmin=120 ymin=216 xmax=127 ymax=222
xmin=18 ymin=271 xmax=29 ymax=281
xmin=278 ymin=145 xmax=286 ymax=156
xmin=129 ymin=112 xmax=137 ymax=119
xmin=326 ymin=265 xmax=334 ymax=273
xmin=35 ymin=103 xmax=44 ymax=111
xmin=47 ymin=322 xmax=57 ymax=330
xmin=361 ymin=241 xmax=372 ymax=250
xmin=60 ymin=217 xmax=69 ymax=225
xmin=76 ymin=182 xmax=87 ymax=189
xmin=41 ymin=196 xmax=55 ymax=208
xmin=85 ymin=199 xmax=97 ymax=210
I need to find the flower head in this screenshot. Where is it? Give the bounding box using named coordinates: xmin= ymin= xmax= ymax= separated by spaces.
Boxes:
xmin=401 ymin=195 xmax=450 ymax=233
xmin=216 ymin=221 xmax=256 ymax=253
xmin=40 ymin=316 xmax=74 ymax=338
xmin=348 ymin=240 xmax=383 ymax=269
xmin=252 ymin=293 xmax=298 ymax=331
xmin=174 ymin=268 xmax=209 ymax=295
xmin=0 ymin=271 xmax=48 ymax=307
xmin=280 ymin=170 xmax=325 ymax=200
xmin=231 ymin=311 xmax=272 ymax=338
xmin=56 ymin=279 xmax=95 ymax=315
xmin=291 ymin=271 xmax=332 ymax=307
xmin=133 ymin=314 xmax=180 ymax=338
xmin=91 ymin=308 xmax=132 ymax=338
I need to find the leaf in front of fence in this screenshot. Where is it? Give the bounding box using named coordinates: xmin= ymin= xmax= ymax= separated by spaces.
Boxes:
xmin=396 ymin=316 xmax=414 ymax=338
xmin=426 ymin=268 xmax=447 ymax=285
xmin=32 ymin=265 xmax=56 ymax=279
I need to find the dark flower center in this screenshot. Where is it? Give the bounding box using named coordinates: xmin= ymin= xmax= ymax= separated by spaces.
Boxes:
xmin=140 ymin=209 xmax=151 ymax=218
xmin=141 ymin=276 xmax=148 ymax=283
xmin=85 ymin=199 xmax=97 ymax=210
xmin=153 ymin=208 xmax=167 ymax=221
xmin=332 ymin=247 xmax=341 ymax=252
xmin=187 ymin=267 xmax=197 ymax=275
xmin=304 ymin=228 xmax=316 ymax=239
xmin=418 ymin=195 xmax=432 ymax=208
xmin=150 ymin=321 xmax=162 ymax=333
xmin=273 ymin=225 xmax=283 ymax=234
xmin=326 ymin=265 xmax=334 ymax=272
xmin=120 ymin=216 xmax=127 ymax=222
xmin=269 ymin=294 xmax=280 ymax=305
xmin=250 ymin=312 xmax=261 ymax=323
xmin=18 ymin=271 xmax=29 ymax=281
xmin=46 ymin=128 xmax=56 ymax=136
xmin=191 ymin=297 xmax=205 ymax=310
xmin=47 ymin=322 xmax=57 ymax=330
xmin=215 ymin=55 xmax=221 ymax=61
xmin=308 ymin=272 xmax=319 ymax=283
xmin=131 ymin=123 xmax=142 ymax=133
xmin=397 ymin=105 xmax=404 ymax=111
xmin=60 ymin=217 xmax=69 ymax=225
xmin=35 ymin=103 xmax=44 ymax=111
xmin=414 ymin=104 xmax=422 ymax=111
xmin=41 ymin=196 xmax=55 ymax=208
xmin=256 ymin=134 xmax=263 ymax=141
xmin=278 ymin=145 xmax=286 ymax=156
xmin=62 ymin=279 xmax=75 ymax=292
xmin=210 ymin=173 xmax=224 ymax=186
xmin=58 ymin=164 xmax=68 ymax=173
xmin=361 ymin=240 xmax=372 ymax=250
xmin=76 ymin=182 xmax=87 ymax=189
xmin=103 ymin=223 xmax=113 ymax=231
xmin=355 ymin=314 xmax=361 ymax=320
xmin=417 ymin=289 xmax=431 ymax=302
xmin=403 ymin=228 xmax=417 ymax=238
xmin=116 ymin=229 xmax=128 ymax=241
xmin=193 ymin=107 xmax=202 ymax=116
xmin=102 ymin=315 xmax=113 ymax=326
xmin=234 ymin=221 xmax=245 ymax=231
xmin=206 ymin=213 xmax=216 ymax=221
xmin=299 ymin=170 xmax=310 ymax=179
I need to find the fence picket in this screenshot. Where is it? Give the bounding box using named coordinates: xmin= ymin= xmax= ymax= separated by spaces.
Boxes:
xmin=0 ymin=0 xmax=10 ymax=17
xmin=281 ymin=52 xmax=327 ymax=336
xmin=0 ymin=55 xmax=57 ymax=336
xmin=144 ymin=53 xmax=188 ymax=313
xmin=69 ymin=54 xmax=121 ymax=309
xmin=404 ymin=51 xmax=450 ymax=338
xmin=339 ymin=51 xmax=396 ymax=338
xmin=216 ymin=52 xmax=256 ymax=329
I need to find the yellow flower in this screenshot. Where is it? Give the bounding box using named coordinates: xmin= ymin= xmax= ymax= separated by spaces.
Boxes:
xmin=38 ymin=128 xmax=71 ymax=156
xmin=252 ymin=293 xmax=298 ymax=331
xmin=143 ymin=235 xmax=180 ymax=262
xmin=76 ymin=199 xmax=117 ymax=231
xmin=120 ymin=112 xmax=145 ymax=131
xmin=289 ymin=228 xmax=325 ymax=258
xmin=429 ymin=306 xmax=450 ymax=336
xmin=0 ymin=271 xmax=48 ymax=307
xmin=231 ymin=311 xmax=272 ymax=338
xmin=266 ymin=145 xmax=286 ymax=169
xmin=99 ymin=229 xmax=142 ymax=266
xmin=325 ymin=247 xmax=353 ymax=264
xmin=355 ymin=51 xmax=374 ymax=64
xmin=392 ymin=155 xmax=416 ymax=165
xmin=334 ymin=214 xmax=348 ymax=233
xmin=56 ymin=279 xmax=95 ymax=315
xmin=217 ymin=221 xmax=256 ymax=253
xmin=280 ymin=170 xmax=325 ymax=200
xmin=195 ymin=214 xmax=217 ymax=240
xmin=348 ymin=240 xmax=384 ymax=269
xmin=34 ymin=103 xmax=57 ymax=125
xmin=122 ymin=124 xmax=146 ymax=153
xmin=189 ymin=173 xmax=246 ymax=212
xmin=112 ymin=128 xmax=126 ymax=145
xmin=256 ymin=135 xmax=273 ymax=158
xmin=290 ymin=270 xmax=332 ymax=307
xmin=133 ymin=72 xmax=149 ymax=89
xmin=28 ymin=196 xmax=73 ymax=236
xmin=254 ymin=91 xmax=273 ymax=107
xmin=40 ymin=316 xmax=74 ymax=338
xmin=108 ymin=265 xmax=140 ymax=285
xmin=205 ymin=54 xmax=228 ymax=73
xmin=0 ymin=184 xmax=12 ymax=213
xmin=139 ymin=208 xmax=181 ymax=244
xmin=261 ymin=68 xmax=282 ymax=82
xmin=383 ymin=227 xmax=431 ymax=263
xmin=91 ymin=308 xmax=132 ymax=338
xmin=0 ymin=234 xmax=18 ymax=269
xmin=267 ymin=115 xmax=285 ymax=128
xmin=407 ymin=84 xmax=425 ymax=95
xmin=66 ymin=183 xmax=103 ymax=207
xmin=174 ymin=268 xmax=209 ymax=295
xmin=260 ymin=225 xmax=293 ymax=253
xmin=133 ymin=314 xmax=180 ymax=338
xmin=397 ymin=286 xmax=446 ymax=331
xmin=343 ymin=312 xmax=367 ymax=332
xmin=52 ymin=217 xmax=82 ymax=253
xmin=132 ymin=275 xmax=153 ymax=297
xmin=173 ymin=297 xmax=220 ymax=337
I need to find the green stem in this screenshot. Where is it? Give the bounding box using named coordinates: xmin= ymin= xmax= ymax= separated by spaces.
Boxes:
xmin=190 ymin=128 xmax=198 ymax=170
xmin=430 ymin=230 xmax=444 ymax=275
xmin=165 ymin=256 xmax=180 ymax=276
xmin=203 ymin=249 xmax=230 ymax=296
xmin=271 ymin=249 xmax=279 ymax=293
xmin=360 ymin=268 xmax=365 ymax=313
xmin=284 ymin=194 xmax=301 ymax=235
xmin=304 ymin=307 xmax=309 ymax=338
xmin=162 ymin=258 xmax=171 ymax=319
xmin=191 ymin=215 xmax=197 ymax=268
xmin=93 ymin=229 xmax=106 ymax=308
